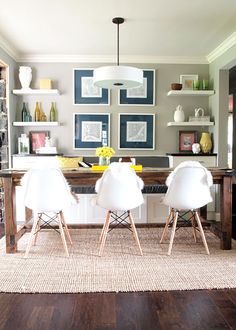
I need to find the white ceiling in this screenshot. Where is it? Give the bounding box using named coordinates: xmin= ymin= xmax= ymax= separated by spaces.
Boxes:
xmin=0 ymin=0 xmax=236 ymax=63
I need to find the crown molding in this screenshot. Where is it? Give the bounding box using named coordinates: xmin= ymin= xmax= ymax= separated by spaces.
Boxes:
xmin=0 ymin=34 xmax=19 ymax=61
xmin=17 ymin=54 xmax=208 ymax=64
xmin=207 ymin=31 xmax=236 ymax=63
xmin=2 ymin=32 xmax=235 ymax=65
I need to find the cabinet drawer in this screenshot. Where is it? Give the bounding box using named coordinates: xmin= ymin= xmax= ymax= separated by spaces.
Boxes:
xmin=169 ymin=155 xmax=217 ymax=168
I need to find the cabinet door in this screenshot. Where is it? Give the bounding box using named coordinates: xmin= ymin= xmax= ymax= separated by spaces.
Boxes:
xmin=147 ymin=194 xmax=170 ymax=223
xmin=85 ymin=194 xmax=147 ymax=224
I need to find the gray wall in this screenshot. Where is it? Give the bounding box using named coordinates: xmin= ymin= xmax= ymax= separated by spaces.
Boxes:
xmin=14 ymin=62 xmax=210 ymax=157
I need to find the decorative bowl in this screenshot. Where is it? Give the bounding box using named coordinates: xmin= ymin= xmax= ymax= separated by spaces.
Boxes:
xmin=171 ymin=83 xmax=182 ymax=90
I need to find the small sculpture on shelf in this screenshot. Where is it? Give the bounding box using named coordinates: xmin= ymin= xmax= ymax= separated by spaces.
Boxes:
xmin=192 ymin=143 xmax=201 ymax=154
xmin=174 ymin=105 xmax=185 ymax=122
xmin=19 ymin=66 xmax=32 ymax=89
xmin=189 ymin=107 xmax=210 ymax=122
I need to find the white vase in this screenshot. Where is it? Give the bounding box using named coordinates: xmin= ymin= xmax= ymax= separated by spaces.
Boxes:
xmin=174 ymin=105 xmax=185 ymax=122
xmin=19 ymin=66 xmax=32 ymax=89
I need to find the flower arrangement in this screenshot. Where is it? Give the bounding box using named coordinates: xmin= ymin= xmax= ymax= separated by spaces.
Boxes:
xmin=95 ymin=146 xmax=115 ymax=158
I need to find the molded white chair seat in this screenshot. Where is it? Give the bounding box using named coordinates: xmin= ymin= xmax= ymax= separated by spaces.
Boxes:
xmin=21 ymin=167 xmax=77 ymax=257
xmin=92 ymin=162 xmax=144 ymax=256
xmin=160 ymin=161 xmax=213 ymax=255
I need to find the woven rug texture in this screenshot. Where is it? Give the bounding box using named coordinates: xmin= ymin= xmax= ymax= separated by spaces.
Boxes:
xmin=0 ymin=228 xmax=235 ymax=293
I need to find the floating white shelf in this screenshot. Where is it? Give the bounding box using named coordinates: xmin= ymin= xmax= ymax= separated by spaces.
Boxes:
xmin=12 ymin=88 xmax=60 ymax=95
xmin=13 ymin=121 xmax=60 ymax=127
xmin=167 ymin=90 xmax=215 ymax=96
xmin=167 ymin=121 xmax=214 ymax=127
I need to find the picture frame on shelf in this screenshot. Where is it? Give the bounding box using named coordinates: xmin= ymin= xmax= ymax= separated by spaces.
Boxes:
xmin=74 ymin=69 xmax=110 ymax=105
xmin=74 ymin=113 xmax=110 ymax=149
xmin=29 ymin=131 xmax=50 ymax=154
xmin=119 ymin=69 xmax=155 ymax=106
xmin=119 ymin=113 xmax=155 ymax=150
xmin=179 ymin=130 xmax=197 ymax=152
xmin=180 ymin=74 xmax=198 ymax=90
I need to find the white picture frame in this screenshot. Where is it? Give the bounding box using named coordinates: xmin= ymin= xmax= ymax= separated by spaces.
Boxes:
xmin=74 ymin=113 xmax=110 ymax=149
xmin=180 ymin=74 xmax=199 ymax=90
xmin=118 ymin=69 xmax=155 ymax=106
xmin=118 ymin=113 xmax=155 ymax=150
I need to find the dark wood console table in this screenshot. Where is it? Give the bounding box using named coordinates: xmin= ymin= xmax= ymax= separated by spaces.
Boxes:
xmin=0 ymin=167 xmax=234 ymax=253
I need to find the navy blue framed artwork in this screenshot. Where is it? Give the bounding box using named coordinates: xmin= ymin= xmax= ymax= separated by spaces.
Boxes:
xmin=74 ymin=113 xmax=110 ymax=149
xmin=74 ymin=69 xmax=110 ymax=105
xmin=119 ymin=113 xmax=155 ymax=150
xmin=119 ymin=70 xmax=155 ymax=106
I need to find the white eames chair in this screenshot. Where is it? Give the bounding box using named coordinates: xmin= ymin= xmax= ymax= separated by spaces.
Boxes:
xmin=160 ymin=161 xmax=213 ymax=255
xmin=21 ymin=167 xmax=77 ymax=258
xmin=93 ymin=162 xmax=144 ymax=256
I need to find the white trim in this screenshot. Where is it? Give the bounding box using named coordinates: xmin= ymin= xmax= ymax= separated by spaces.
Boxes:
xmin=17 ymin=54 xmax=209 ymax=64
xmin=1 ymin=32 xmax=235 ymax=65
xmin=0 ymin=34 xmax=19 ymax=61
xmin=207 ymin=31 xmax=236 ymax=63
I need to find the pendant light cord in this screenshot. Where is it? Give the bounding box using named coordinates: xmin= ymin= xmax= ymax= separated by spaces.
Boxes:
xmin=112 ymin=17 xmax=124 ymax=66
xmin=117 ymin=21 xmax=120 ymax=66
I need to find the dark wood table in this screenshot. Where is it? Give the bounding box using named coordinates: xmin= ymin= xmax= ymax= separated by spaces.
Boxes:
xmin=0 ymin=167 xmax=234 ymax=253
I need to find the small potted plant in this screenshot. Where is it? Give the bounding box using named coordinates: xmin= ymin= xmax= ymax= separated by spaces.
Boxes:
xmin=95 ymin=146 xmax=115 ymax=166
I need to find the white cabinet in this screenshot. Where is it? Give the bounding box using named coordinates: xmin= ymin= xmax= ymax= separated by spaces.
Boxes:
xmin=12 ymin=155 xmax=58 ymax=169
xmin=168 ymin=154 xmax=217 ymax=168
xmin=13 ymin=156 xmax=169 ymax=225
xmin=63 ymin=194 xmax=148 ymax=224
xmin=147 ymin=194 xmax=169 ymax=223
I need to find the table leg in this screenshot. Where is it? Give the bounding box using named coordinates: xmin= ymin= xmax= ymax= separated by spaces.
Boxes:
xmin=220 ymin=176 xmax=232 ymax=250
xmin=3 ymin=177 xmax=17 ymax=253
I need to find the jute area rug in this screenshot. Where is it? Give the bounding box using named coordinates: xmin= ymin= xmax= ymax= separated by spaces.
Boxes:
xmin=0 ymin=228 xmax=235 ymax=293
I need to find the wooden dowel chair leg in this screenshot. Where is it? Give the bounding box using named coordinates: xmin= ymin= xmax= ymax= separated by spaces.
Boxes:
xmin=99 ymin=211 xmax=110 ymax=243
xmin=33 ymin=217 xmax=41 ymax=246
xmin=160 ymin=209 xmax=174 ymax=243
xmin=191 ymin=211 xmax=197 ymax=243
xmin=194 ymin=211 xmax=210 ymax=255
xmin=60 ymin=211 xmax=72 ymax=245
xmin=24 ymin=216 xmax=40 ymax=258
xmin=99 ymin=211 xmax=111 ymax=256
xmin=58 ymin=213 xmax=69 ymax=257
xmin=167 ymin=211 xmax=178 ymax=256
xmin=128 ymin=211 xmax=143 ymax=256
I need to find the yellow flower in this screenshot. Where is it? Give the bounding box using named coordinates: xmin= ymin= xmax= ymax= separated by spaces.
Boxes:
xmin=96 ymin=146 xmax=115 ymax=158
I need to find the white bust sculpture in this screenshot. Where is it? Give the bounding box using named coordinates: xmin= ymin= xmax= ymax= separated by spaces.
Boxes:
xmin=192 ymin=143 xmax=201 ymax=154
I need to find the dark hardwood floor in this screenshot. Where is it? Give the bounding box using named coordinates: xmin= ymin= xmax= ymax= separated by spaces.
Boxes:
xmin=0 ymin=224 xmax=236 ymax=330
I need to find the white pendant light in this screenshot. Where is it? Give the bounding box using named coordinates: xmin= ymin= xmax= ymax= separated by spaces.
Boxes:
xmin=93 ymin=17 xmax=143 ymax=89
